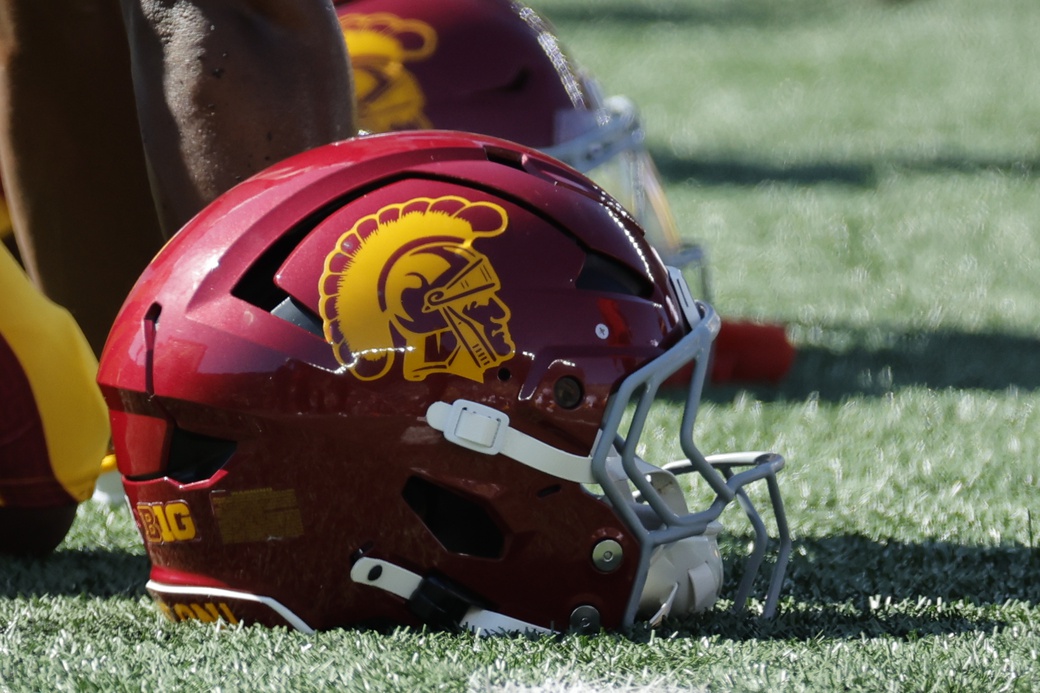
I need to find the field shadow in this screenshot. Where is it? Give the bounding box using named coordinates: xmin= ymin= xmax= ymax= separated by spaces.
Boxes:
xmin=0 ymin=548 xmax=150 ymax=598
xmin=654 ymin=151 xmax=876 ymax=188
xmin=532 ymin=0 xmax=841 ymax=29
xmin=651 ymin=149 xmax=1040 ymax=189
xmin=3 ymin=535 xmax=1030 ymax=641
xmin=648 ymin=533 xmax=1037 ymax=641
xmin=705 ymin=325 xmax=1040 ymax=403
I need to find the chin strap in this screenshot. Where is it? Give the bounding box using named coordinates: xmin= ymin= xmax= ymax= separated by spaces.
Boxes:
xmin=426 ymin=400 xmax=596 ymax=483
xmin=350 ymin=557 xmax=550 ymax=635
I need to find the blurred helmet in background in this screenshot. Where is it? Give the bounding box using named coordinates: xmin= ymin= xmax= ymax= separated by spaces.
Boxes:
xmin=334 ymin=0 xmax=708 ymax=297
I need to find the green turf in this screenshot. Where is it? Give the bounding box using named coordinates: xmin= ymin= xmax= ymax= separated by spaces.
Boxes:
xmin=5 ymin=0 xmax=1040 ymax=690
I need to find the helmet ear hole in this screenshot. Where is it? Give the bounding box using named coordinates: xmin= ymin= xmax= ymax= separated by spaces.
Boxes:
xmin=553 ymin=376 xmax=584 ymax=409
xmin=402 ymin=477 xmax=504 ymax=559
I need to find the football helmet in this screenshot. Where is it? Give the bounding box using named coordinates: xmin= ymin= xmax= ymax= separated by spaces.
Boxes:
xmin=0 ymin=243 xmax=111 ymax=555
xmin=333 ymin=0 xmax=707 ymax=296
xmin=98 ymin=132 xmax=789 ymax=633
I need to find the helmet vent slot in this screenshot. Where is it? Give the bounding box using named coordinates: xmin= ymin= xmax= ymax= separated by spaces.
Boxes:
xmin=231 ymin=202 xmax=342 ymax=315
xmin=231 ymin=228 xmax=305 ymax=312
xmin=500 ymin=67 xmax=530 ymax=93
xmin=483 ymin=145 xmax=528 ymax=171
xmin=576 ymin=252 xmax=652 ymax=298
xmin=164 ymin=428 xmax=236 ymax=484
xmin=271 ymin=297 xmax=324 ymax=338
xmin=536 ymin=484 xmax=562 ymax=498
xmin=402 ymin=477 xmax=504 ymax=559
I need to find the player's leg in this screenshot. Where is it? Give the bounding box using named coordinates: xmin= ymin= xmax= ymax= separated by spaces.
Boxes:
xmin=120 ymin=0 xmax=358 ymax=235
xmin=0 ymin=0 xmax=166 ymax=355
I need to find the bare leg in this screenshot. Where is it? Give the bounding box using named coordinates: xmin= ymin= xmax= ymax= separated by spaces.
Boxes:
xmin=120 ymin=0 xmax=357 ymax=234
xmin=0 ymin=0 xmax=166 ymax=355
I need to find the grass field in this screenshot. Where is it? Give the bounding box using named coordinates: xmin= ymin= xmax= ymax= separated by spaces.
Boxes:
xmin=4 ymin=0 xmax=1040 ymax=690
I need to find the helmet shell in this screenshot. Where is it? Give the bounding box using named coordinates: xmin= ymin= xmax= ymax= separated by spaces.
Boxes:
xmin=99 ymin=131 xmax=688 ymax=631
xmin=335 ymin=0 xmax=591 ymax=148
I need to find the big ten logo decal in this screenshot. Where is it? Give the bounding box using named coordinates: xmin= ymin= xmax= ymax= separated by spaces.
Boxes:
xmin=157 ymin=600 xmax=239 ymax=626
xmin=136 ymin=501 xmax=197 ymax=544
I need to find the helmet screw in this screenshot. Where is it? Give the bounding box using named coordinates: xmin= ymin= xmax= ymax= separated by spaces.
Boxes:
xmin=591 ymin=539 xmax=623 ymax=573
xmin=569 ymin=605 xmax=601 ymax=634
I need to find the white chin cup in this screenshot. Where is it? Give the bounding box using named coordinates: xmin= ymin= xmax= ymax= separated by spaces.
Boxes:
xmin=638 ymin=521 xmax=724 ymax=625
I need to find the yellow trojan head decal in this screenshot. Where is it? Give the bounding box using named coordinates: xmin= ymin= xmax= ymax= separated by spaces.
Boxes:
xmin=320 ymin=196 xmax=515 ymax=383
xmin=340 ymin=12 xmax=437 ymax=133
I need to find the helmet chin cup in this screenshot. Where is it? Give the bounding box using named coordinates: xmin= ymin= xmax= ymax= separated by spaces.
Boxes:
xmin=639 ymin=522 xmax=725 ymax=624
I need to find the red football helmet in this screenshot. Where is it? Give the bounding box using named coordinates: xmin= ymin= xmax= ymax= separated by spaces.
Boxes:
xmin=333 ymin=0 xmax=706 ymax=295
xmin=98 ymin=132 xmax=788 ymax=633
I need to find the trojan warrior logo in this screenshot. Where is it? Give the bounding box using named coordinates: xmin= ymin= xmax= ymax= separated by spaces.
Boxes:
xmin=339 ymin=12 xmax=437 ymax=132
xmin=319 ymin=196 xmax=515 ymax=383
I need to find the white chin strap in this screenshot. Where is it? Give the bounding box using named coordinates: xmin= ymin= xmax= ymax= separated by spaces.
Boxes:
xmin=426 ymin=399 xmax=596 ymax=483
xmin=349 ymin=557 xmax=550 ymax=635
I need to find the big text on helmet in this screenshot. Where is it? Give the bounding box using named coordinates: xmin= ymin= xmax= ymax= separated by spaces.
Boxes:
xmin=136 ymin=501 xmax=196 ymax=543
